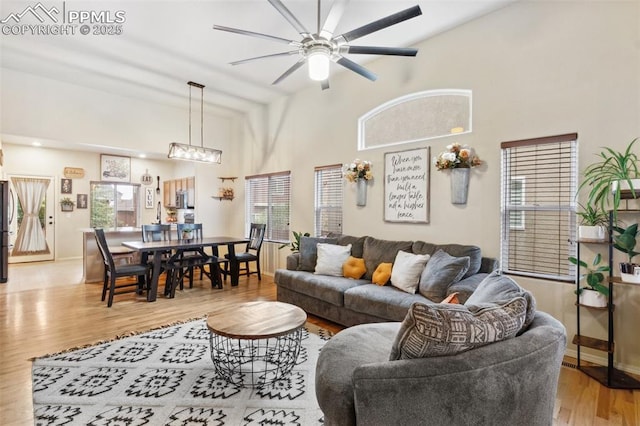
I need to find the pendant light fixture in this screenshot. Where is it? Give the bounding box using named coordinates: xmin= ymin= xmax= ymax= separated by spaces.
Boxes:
xmin=168 ymin=81 xmax=222 ymax=163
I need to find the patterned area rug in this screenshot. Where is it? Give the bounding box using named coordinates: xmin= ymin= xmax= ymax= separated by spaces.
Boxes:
xmin=32 ymin=319 xmax=334 ymax=425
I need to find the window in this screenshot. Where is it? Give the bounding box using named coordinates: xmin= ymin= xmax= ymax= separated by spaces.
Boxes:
xmin=90 ymin=182 xmax=140 ymax=228
xmin=245 ymin=171 xmax=291 ymax=242
xmin=500 ymin=133 xmax=577 ymax=281
xmin=314 ymin=164 xmax=343 ymax=236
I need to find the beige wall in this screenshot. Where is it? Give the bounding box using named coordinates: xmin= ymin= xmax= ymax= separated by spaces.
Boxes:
xmin=236 ymin=1 xmax=640 ymax=372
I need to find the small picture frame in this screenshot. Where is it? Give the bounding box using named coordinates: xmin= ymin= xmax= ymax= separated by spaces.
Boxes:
xmin=101 ymin=154 xmax=131 ymax=182
xmin=145 ymin=187 xmax=154 ymax=209
xmin=77 ymin=194 xmax=88 ymax=209
xmin=61 ymin=178 xmax=72 ymax=194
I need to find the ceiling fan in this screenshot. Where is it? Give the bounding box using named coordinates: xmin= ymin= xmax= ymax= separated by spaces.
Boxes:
xmin=213 ymin=0 xmax=422 ymax=90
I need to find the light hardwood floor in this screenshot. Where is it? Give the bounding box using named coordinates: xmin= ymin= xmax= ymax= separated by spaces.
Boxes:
xmin=1 ymin=259 xmax=639 ymax=425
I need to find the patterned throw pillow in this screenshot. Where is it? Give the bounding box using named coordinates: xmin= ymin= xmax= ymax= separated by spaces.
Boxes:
xmin=372 ymin=263 xmax=393 ymax=286
xmin=389 ymin=297 xmax=527 ymax=360
xmin=343 ymin=256 xmax=366 ymax=279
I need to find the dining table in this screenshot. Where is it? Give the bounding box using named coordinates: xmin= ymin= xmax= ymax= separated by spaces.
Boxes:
xmin=122 ymin=236 xmax=249 ymax=302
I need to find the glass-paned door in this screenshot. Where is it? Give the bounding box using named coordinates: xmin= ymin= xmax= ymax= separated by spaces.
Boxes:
xmin=8 ymin=175 xmax=55 ymax=263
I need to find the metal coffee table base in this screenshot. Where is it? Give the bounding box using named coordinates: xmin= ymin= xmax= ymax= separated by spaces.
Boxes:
xmin=209 ymin=327 xmax=303 ymax=387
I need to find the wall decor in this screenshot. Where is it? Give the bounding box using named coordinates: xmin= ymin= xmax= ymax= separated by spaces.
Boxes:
xmin=61 ymin=178 xmax=72 ymax=194
xmin=145 ymin=187 xmax=154 ymax=209
xmin=141 ymin=169 xmax=153 ymax=185
xmin=63 ymin=167 xmax=85 ymax=179
xmin=384 ymin=147 xmax=429 ymax=223
xmin=344 ymin=159 xmax=373 ymax=206
xmin=60 ymin=197 xmax=74 ymax=212
xmin=77 ymin=194 xmax=88 ymax=209
xmin=100 ymin=154 xmax=131 ymax=182
xmin=433 ymin=143 xmax=482 ymax=204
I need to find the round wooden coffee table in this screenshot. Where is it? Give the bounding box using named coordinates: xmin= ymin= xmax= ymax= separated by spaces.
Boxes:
xmin=206 ymin=301 xmax=307 ymax=387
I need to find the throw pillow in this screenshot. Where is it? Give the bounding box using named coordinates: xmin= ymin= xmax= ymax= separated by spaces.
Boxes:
xmin=391 ymin=251 xmax=431 ymax=294
xmin=315 ymin=243 xmax=352 ymax=277
xmin=298 ymin=236 xmax=338 ymax=272
xmin=343 ymin=256 xmax=366 ymax=279
xmin=464 ymin=271 xmax=537 ymax=333
xmin=418 ymin=249 xmax=470 ymax=302
xmin=441 ymin=292 xmax=460 ymax=304
xmin=362 ymin=237 xmax=413 ymax=281
xmin=372 ymin=262 xmax=393 ymax=286
xmin=389 ymin=297 xmax=527 ymax=360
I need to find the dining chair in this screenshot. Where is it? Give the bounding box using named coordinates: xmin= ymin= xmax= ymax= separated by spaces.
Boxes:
xmin=141 ymin=224 xmax=173 ymax=295
xmin=168 ymin=223 xmax=224 ymax=295
xmin=94 ymin=228 xmax=151 ymax=307
xmin=224 ymin=223 xmax=266 ymax=281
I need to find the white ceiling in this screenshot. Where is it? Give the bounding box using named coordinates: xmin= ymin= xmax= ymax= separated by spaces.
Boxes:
xmin=1 ymin=0 xmax=516 ymax=117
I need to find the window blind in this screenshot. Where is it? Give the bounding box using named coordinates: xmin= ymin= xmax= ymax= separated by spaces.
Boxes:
xmin=245 ymin=171 xmax=291 ymax=243
xmin=314 ymin=164 xmax=343 ymax=236
xmin=500 ymin=133 xmax=577 ymax=281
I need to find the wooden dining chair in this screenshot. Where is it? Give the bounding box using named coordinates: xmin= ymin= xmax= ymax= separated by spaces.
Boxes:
xmin=94 ymin=228 xmax=151 ymax=307
xmin=141 ymin=224 xmax=173 ymax=294
xmin=224 ymin=223 xmax=266 ymax=281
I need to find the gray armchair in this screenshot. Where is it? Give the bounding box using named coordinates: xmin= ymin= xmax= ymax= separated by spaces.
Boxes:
xmin=316 ymin=311 xmax=566 ymax=426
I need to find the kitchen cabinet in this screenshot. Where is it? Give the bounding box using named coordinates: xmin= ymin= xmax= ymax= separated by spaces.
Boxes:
xmin=163 ymin=176 xmax=195 ymax=207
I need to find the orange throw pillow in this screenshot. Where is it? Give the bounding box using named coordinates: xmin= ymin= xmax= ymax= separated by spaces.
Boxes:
xmin=343 ymin=256 xmax=366 ymax=279
xmin=441 ymin=292 xmax=460 ymax=304
xmin=372 ymin=263 xmax=393 ymax=286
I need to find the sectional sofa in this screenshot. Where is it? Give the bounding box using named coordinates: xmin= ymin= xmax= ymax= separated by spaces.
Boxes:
xmin=274 ymin=234 xmax=499 ymax=326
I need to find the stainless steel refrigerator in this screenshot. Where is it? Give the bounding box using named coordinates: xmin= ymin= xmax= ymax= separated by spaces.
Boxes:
xmin=0 ymin=180 xmax=8 ymax=283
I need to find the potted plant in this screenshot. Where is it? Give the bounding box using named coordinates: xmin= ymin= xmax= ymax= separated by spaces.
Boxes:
xmin=568 ymin=253 xmax=610 ymax=307
xmin=578 ymin=138 xmax=640 ymax=223
xmin=60 ymin=197 xmax=75 ymax=212
xmin=576 ymin=203 xmax=609 ymax=242
xmin=181 ymin=225 xmax=194 ymax=240
xmin=612 ymin=223 xmax=640 ymax=283
xmin=278 ymin=231 xmax=310 ymax=253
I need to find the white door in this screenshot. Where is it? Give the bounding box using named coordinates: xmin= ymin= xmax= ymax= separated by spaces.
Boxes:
xmin=8 ymin=175 xmax=55 ymax=263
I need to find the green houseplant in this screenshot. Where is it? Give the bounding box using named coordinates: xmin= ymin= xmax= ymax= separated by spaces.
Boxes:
xmin=568 ymin=253 xmax=610 ymax=307
xmin=278 ymin=231 xmax=310 ymax=253
xmin=612 ymin=223 xmax=640 ymax=283
xmin=59 ymin=197 xmax=75 ymax=212
xmin=578 ymin=138 xmax=640 ymax=223
xmin=576 ymin=203 xmax=609 ymax=242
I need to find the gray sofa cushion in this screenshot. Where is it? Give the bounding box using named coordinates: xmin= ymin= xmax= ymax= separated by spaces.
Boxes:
xmin=275 ymin=269 xmax=366 ymax=307
xmin=412 ymin=241 xmax=482 ymax=278
xmin=446 ymin=273 xmax=489 ymax=303
xmin=363 ymin=237 xmax=413 ymax=280
xmin=344 ymin=284 xmax=432 ymax=322
xmin=333 ymin=234 xmax=367 ymax=258
xmin=465 ymin=271 xmax=537 ymax=332
xmin=418 ymin=249 xmax=470 ymax=302
xmin=298 ymin=236 xmax=338 ymax=272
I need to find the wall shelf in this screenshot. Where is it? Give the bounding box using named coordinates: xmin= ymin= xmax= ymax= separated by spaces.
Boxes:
xmin=219 ymin=177 xmax=237 ymax=182
xmin=212 ymin=196 xmax=234 ymax=201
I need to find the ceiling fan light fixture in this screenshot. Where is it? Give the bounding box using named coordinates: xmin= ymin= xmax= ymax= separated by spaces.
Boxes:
xmin=307 ymin=46 xmax=331 ymax=81
xmin=168 ymin=81 xmax=222 ymax=164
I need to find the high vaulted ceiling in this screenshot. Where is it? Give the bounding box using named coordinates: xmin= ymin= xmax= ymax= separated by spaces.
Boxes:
xmin=1 ymin=0 xmax=515 ymax=117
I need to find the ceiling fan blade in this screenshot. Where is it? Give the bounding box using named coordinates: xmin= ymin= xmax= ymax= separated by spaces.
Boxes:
xmin=213 ymin=25 xmax=301 ymax=46
xmin=336 ymin=56 xmax=377 ymax=81
xmin=230 ymin=50 xmax=301 ymax=66
xmin=320 ymin=0 xmax=350 ymax=39
xmin=272 ymin=57 xmax=306 ymax=85
xmin=345 ymin=45 xmax=418 ymax=56
xmin=268 ymin=0 xmax=310 ymax=37
xmin=321 ymin=79 xmax=330 ymax=90
xmin=337 ymin=5 xmax=422 ymax=43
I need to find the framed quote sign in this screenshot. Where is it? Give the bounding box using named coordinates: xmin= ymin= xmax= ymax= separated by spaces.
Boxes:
xmin=384 ymin=147 xmax=430 ymax=223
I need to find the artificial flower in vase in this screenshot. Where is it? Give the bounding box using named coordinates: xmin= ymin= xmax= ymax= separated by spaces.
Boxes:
xmin=344 ymin=159 xmax=373 ymax=206
xmin=433 ymin=143 xmax=482 ymax=204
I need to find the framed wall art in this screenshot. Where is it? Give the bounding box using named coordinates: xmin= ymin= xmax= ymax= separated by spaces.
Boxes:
xmin=61 ymin=178 xmax=72 ymax=194
xmin=145 ymin=187 xmax=154 ymax=209
xmin=77 ymin=194 xmax=88 ymax=209
xmin=384 ymin=147 xmax=430 ymax=223
xmin=100 ymin=154 xmax=131 ymax=182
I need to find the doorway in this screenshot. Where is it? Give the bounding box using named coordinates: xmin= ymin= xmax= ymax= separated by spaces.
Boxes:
xmin=8 ymin=175 xmax=55 ymax=263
